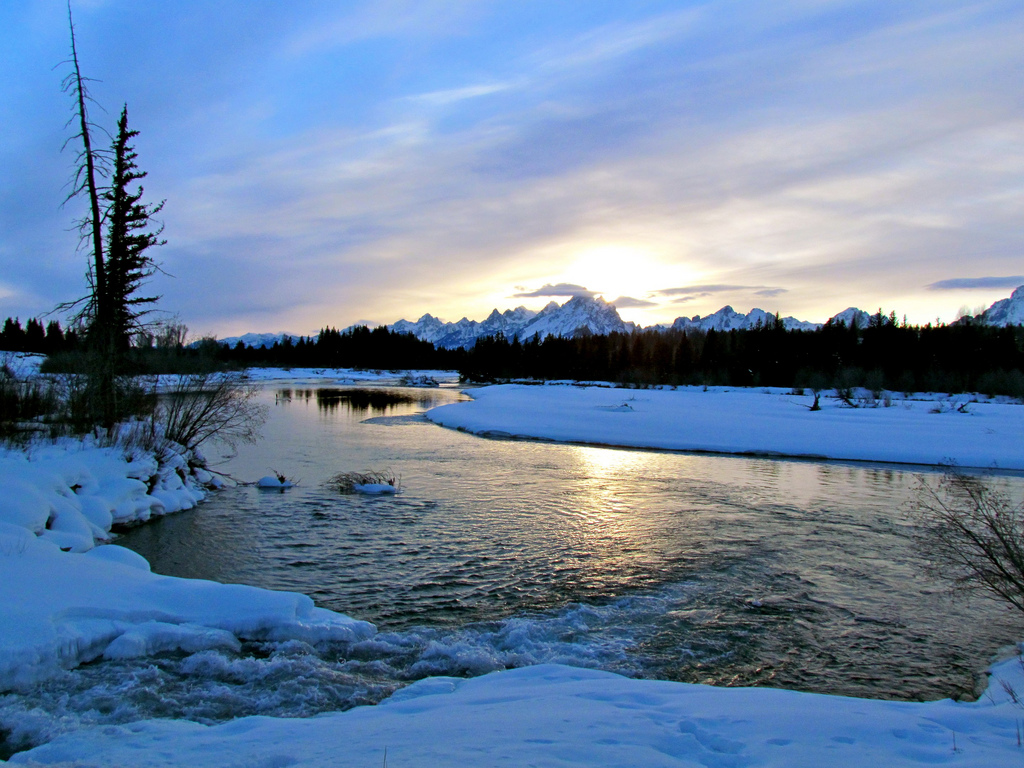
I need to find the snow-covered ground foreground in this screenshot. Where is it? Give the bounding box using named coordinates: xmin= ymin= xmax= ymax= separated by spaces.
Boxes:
xmin=11 ymin=659 xmax=1024 ymax=767
xmin=427 ymin=384 xmax=1024 ymax=469
xmin=3 ymin=378 xmax=1024 ymax=766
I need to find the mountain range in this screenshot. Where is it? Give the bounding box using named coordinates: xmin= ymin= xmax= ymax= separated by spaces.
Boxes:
xmin=218 ymin=286 xmax=1024 ymax=350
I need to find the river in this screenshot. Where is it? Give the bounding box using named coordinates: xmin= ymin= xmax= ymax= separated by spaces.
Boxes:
xmin=3 ymin=382 xmax=1020 ymax=752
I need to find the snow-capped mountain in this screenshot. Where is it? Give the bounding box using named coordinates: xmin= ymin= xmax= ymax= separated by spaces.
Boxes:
xmin=390 ymin=306 xmax=544 ymax=350
xmin=388 ymin=296 xmax=629 ymax=349
xmin=217 ymin=332 xmax=305 ymax=348
xmin=519 ymin=295 xmax=630 ymax=340
xmin=671 ymin=306 xmax=819 ymax=333
xmin=827 ymin=308 xmax=872 ymax=329
xmin=978 ymin=285 xmax=1024 ymax=327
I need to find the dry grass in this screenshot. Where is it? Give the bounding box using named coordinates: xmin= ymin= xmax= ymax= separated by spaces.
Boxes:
xmin=327 ymin=469 xmax=400 ymax=493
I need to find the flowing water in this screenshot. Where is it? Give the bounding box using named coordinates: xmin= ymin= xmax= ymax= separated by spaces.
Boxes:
xmin=3 ymin=382 xmax=1023 ymax=754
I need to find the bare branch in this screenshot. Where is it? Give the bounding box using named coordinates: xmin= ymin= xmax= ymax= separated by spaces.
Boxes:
xmin=913 ymin=468 xmax=1024 ymax=613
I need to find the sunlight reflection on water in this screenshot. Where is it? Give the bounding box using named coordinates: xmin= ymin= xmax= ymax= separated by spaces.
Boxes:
xmin=116 ymin=384 xmax=1024 ymax=703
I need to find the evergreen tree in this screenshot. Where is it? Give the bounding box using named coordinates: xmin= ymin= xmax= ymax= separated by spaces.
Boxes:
xmin=25 ymin=319 xmax=46 ymax=352
xmin=103 ymin=105 xmax=164 ymax=351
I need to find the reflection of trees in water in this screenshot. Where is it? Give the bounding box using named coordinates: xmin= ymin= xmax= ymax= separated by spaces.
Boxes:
xmin=275 ymin=387 xmax=438 ymax=414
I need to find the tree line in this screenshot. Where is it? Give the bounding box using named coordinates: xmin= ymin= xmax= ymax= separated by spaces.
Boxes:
xmin=0 ymin=318 xmax=79 ymax=355
xmin=460 ymin=313 xmax=1024 ymax=397
xmin=209 ymin=325 xmax=465 ymax=371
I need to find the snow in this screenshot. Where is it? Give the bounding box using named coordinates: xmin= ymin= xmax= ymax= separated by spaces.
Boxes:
xmin=0 ymin=439 xmax=374 ymax=692
xmin=3 ymin=380 xmax=1024 ymax=766
xmin=0 ymin=352 xmax=46 ymax=378
xmin=352 ymin=482 xmax=398 ymax=494
xmin=11 ymin=660 xmax=1024 ymax=767
xmin=255 ymin=475 xmax=295 ymax=489
xmin=426 ymin=384 xmax=1024 ymax=470
xmin=979 ymin=285 xmax=1024 ymax=327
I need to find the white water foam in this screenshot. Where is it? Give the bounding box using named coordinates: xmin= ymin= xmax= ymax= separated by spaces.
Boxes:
xmin=0 ymin=583 xmax=698 ymax=757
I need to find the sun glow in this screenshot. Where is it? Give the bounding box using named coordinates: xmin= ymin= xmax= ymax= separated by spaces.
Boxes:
xmin=560 ymin=245 xmax=696 ymax=321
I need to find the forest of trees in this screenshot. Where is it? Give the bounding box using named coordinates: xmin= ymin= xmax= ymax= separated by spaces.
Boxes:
xmin=5 ymin=311 xmax=1021 ymax=398
xmin=458 ymin=313 xmax=1024 ymax=397
xmin=209 ymin=325 xmax=465 ymax=371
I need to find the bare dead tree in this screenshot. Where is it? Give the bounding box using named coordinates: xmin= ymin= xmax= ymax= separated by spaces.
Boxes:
xmin=60 ymin=1 xmax=108 ymax=331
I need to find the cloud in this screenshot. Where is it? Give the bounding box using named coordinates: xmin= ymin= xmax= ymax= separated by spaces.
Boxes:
xmin=654 ymin=285 xmax=749 ymax=297
xmin=512 ymin=283 xmax=596 ymax=299
xmin=670 ymin=293 xmax=712 ymax=305
xmin=407 ymin=82 xmax=517 ymax=107
xmin=609 ymin=295 xmax=658 ymax=309
xmin=5 ymin=1 xmax=1024 ymax=331
xmin=654 ymin=285 xmax=785 ymax=298
xmin=926 ymin=276 xmax=1024 ymax=291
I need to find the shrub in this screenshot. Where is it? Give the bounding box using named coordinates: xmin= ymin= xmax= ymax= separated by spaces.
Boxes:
xmin=913 ymin=469 xmax=1024 ymax=613
xmin=327 ymin=470 xmax=400 ymax=493
xmin=0 ymin=368 xmax=62 ymax=441
xmin=159 ymin=372 xmax=267 ymax=452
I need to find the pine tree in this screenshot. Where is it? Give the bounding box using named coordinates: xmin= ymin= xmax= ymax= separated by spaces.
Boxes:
xmin=103 ymin=105 xmax=164 ymax=351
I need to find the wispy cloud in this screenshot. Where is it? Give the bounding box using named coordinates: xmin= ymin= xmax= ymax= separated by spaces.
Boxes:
xmin=671 ymin=294 xmax=712 ymax=305
xmin=407 ymin=82 xmax=517 ymax=107
xmin=926 ymin=276 xmax=1024 ymax=290
xmin=655 ymin=285 xmax=752 ymax=297
xmin=528 ymin=8 xmax=699 ymax=73
xmin=610 ymin=295 xmax=658 ymax=309
xmin=655 ymin=285 xmax=786 ymax=297
xmin=512 ymin=283 xmax=595 ymax=299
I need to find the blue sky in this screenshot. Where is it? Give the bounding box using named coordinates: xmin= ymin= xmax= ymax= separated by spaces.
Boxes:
xmin=1 ymin=1 xmax=1022 ymax=336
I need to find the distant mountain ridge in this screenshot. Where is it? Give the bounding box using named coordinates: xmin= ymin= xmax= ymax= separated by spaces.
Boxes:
xmin=217 ymin=285 xmax=1024 ymax=350
xmin=384 ymin=298 xmax=869 ymax=349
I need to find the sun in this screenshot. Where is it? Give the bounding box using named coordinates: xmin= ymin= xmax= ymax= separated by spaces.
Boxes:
xmin=565 ymin=245 xmax=691 ymax=307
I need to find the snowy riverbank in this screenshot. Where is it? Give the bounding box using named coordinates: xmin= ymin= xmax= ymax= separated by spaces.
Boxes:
xmin=426 ymin=383 xmax=1024 ymax=470
xmin=0 ymin=437 xmax=374 ymax=694
xmin=13 ymin=660 xmax=1024 ymax=767
xmin=2 ymin=380 xmax=1024 ymax=765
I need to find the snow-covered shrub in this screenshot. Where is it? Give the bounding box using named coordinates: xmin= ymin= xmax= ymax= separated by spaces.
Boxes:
xmin=327 ymin=469 xmax=400 ymax=494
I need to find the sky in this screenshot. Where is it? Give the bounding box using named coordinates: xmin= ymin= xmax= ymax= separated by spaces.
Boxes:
xmin=1 ymin=0 xmax=1023 ymax=337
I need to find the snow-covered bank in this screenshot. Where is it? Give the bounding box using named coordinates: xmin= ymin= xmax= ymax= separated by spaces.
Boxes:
xmin=0 ymin=438 xmax=207 ymax=553
xmin=0 ymin=439 xmax=374 ymax=691
xmin=13 ymin=659 xmax=1024 ymax=767
xmin=0 ymin=527 xmax=372 ymax=692
xmin=427 ymin=384 xmax=1024 ymax=469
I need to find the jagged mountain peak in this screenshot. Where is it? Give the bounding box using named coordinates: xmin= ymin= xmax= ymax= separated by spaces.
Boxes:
xmin=385 ymin=295 xmax=626 ymax=349
xmin=978 ymin=285 xmax=1024 ymax=327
